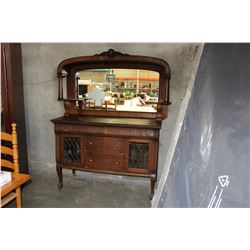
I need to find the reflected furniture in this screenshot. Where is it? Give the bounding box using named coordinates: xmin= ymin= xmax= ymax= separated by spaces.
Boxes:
xmin=1 ymin=123 xmax=31 ymax=208
xmin=51 ymin=49 xmax=171 ymax=199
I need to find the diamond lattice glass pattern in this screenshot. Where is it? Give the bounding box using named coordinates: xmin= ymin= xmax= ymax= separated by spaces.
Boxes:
xmin=63 ymin=137 xmax=81 ymax=162
xmin=128 ymin=142 xmax=149 ymax=169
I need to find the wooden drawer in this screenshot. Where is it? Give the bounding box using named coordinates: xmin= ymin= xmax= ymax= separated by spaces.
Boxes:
xmin=86 ymin=136 xmax=124 ymax=154
xmin=85 ymin=153 xmax=123 ymax=172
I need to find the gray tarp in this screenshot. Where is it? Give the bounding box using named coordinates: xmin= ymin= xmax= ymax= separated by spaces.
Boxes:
xmin=154 ymin=44 xmax=250 ymax=208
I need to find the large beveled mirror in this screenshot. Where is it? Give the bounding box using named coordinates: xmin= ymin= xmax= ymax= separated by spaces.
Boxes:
xmin=76 ymin=68 xmax=159 ymax=113
xmin=57 ymin=49 xmax=171 ymax=119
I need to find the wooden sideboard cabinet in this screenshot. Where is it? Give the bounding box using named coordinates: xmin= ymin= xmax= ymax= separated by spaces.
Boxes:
xmin=52 ymin=116 xmax=161 ymax=199
xmin=52 ymin=49 xmax=171 ymax=200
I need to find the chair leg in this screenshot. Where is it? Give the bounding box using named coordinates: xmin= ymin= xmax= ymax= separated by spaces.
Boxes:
xmin=16 ymin=187 xmax=22 ymax=208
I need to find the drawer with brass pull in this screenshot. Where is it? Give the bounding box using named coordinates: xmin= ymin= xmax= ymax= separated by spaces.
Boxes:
xmin=86 ymin=136 xmax=124 ymax=154
xmin=85 ymin=153 xmax=123 ymax=172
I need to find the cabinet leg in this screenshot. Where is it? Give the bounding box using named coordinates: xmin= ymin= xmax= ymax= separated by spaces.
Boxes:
xmin=56 ymin=165 xmax=63 ymax=190
xmin=150 ymin=174 xmax=157 ymax=200
xmin=72 ymin=169 xmax=76 ymax=175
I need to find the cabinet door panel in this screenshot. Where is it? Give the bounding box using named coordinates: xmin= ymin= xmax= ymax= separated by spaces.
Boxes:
xmin=125 ymin=139 xmax=154 ymax=174
xmin=60 ymin=134 xmax=84 ymax=167
xmin=128 ymin=142 xmax=149 ymax=169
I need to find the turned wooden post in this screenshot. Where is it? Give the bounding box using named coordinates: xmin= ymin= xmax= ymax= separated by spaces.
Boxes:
xmin=11 ymin=123 xmax=19 ymax=174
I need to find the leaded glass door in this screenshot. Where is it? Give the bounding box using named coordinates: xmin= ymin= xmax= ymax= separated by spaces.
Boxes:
xmin=125 ymin=139 xmax=154 ymax=174
xmin=60 ymin=134 xmax=84 ymax=168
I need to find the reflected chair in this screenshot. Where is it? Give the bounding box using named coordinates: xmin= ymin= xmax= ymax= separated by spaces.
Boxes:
xmin=1 ymin=123 xmax=31 ymax=208
xmin=102 ymin=100 xmax=117 ymax=111
xmin=84 ymin=99 xmax=96 ymax=109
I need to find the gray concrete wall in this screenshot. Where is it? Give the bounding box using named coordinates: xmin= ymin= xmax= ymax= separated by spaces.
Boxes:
xmin=21 ymin=43 xmax=200 ymax=179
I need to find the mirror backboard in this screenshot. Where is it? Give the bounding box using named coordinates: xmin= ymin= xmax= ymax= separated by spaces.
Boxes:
xmin=57 ymin=49 xmax=170 ymax=119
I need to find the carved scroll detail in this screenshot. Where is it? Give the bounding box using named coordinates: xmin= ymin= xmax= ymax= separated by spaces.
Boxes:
xmin=95 ymin=49 xmax=130 ymax=57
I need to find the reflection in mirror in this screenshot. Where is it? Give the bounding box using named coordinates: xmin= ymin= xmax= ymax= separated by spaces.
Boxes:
xmin=76 ymin=69 xmax=159 ymax=112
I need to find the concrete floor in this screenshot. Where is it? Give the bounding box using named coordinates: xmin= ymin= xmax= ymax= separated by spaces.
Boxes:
xmin=5 ymin=167 xmax=151 ymax=208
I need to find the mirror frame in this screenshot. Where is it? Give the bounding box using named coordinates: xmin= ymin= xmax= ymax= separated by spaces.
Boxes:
xmin=57 ymin=49 xmax=171 ymax=120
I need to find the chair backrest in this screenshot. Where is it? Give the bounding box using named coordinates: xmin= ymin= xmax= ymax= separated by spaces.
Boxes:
xmin=1 ymin=123 xmax=19 ymax=174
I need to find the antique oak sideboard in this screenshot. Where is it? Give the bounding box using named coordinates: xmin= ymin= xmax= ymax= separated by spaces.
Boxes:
xmin=51 ymin=49 xmax=171 ymax=199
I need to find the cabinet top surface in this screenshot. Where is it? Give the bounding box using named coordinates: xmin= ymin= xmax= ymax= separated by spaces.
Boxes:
xmin=51 ymin=115 xmax=162 ymax=129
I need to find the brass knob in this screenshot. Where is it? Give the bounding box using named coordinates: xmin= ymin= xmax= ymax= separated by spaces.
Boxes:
xmin=115 ymin=161 xmax=119 ymax=165
xmin=115 ymin=144 xmax=119 ymax=147
xmin=89 ymin=142 xmax=93 ymax=145
xmin=89 ymin=159 xmax=93 ymax=163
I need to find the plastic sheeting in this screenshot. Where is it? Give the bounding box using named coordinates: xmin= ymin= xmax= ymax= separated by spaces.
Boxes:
xmin=154 ymin=44 xmax=250 ymax=208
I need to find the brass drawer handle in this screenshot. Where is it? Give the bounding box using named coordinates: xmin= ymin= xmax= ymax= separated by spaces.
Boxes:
xmin=89 ymin=142 xmax=93 ymax=145
xmin=115 ymin=144 xmax=119 ymax=147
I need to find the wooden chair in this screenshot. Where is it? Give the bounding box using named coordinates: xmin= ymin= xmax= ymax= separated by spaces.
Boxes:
xmin=84 ymin=99 xmax=96 ymax=109
xmin=1 ymin=123 xmax=31 ymax=208
xmin=102 ymin=100 xmax=117 ymax=111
